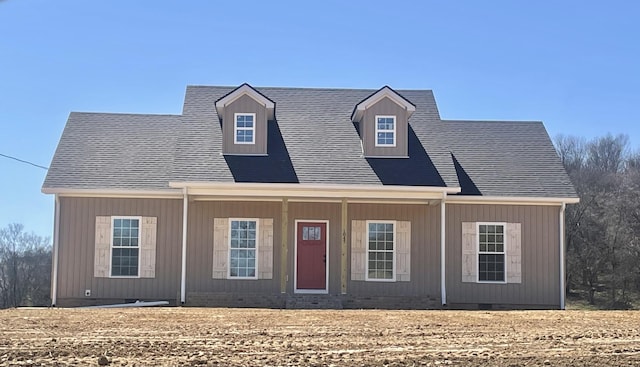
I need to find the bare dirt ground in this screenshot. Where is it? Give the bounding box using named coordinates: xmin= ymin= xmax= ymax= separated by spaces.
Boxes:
xmin=0 ymin=308 xmax=639 ymax=366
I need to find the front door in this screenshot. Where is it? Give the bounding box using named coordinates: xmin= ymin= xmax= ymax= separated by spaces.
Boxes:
xmin=296 ymin=221 xmax=327 ymax=292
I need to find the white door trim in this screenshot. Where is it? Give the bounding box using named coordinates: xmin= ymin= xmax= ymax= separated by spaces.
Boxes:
xmin=294 ymin=219 xmax=329 ymax=294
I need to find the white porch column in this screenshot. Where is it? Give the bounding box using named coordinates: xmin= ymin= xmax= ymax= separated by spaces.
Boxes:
xmin=440 ymin=192 xmax=447 ymax=306
xmin=180 ymin=187 xmax=188 ymax=304
xmin=559 ymin=202 xmax=566 ymax=310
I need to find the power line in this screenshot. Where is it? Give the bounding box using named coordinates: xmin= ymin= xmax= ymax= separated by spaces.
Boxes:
xmin=0 ymin=153 xmax=49 ymax=170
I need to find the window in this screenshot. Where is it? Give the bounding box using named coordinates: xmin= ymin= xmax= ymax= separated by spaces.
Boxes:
xmin=478 ymin=223 xmax=505 ymax=282
xmin=302 ymin=226 xmax=321 ymax=240
xmin=111 ymin=217 xmax=140 ymax=277
xmin=366 ymin=221 xmax=395 ymax=281
xmin=234 ymin=113 xmax=255 ymax=144
xmin=229 ymin=219 xmax=258 ymax=278
xmin=375 ymin=115 xmax=396 ymax=147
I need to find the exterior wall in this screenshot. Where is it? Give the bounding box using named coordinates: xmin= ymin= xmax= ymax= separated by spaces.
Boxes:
xmin=185 ymin=201 xmax=282 ymax=295
xmin=186 ymin=201 xmax=443 ymax=306
xmin=445 ymin=204 xmax=561 ymax=308
xmin=362 ymin=96 xmax=408 ymax=157
xmin=347 ymin=203 xmax=441 ymax=299
xmin=223 ymin=94 xmax=268 ymax=155
xmin=56 ymin=197 xmax=183 ymax=305
xmin=54 ymin=197 xmax=563 ymax=309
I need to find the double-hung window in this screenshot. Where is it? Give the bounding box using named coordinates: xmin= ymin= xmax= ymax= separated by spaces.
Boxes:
xmin=111 ymin=217 xmax=140 ymax=277
xmin=234 ymin=113 xmax=255 ymax=144
xmin=229 ymin=219 xmax=258 ymax=279
xmin=478 ymin=223 xmax=505 ymax=282
xmin=366 ymin=221 xmax=395 ymax=281
xmin=375 ymin=115 xmax=396 ymax=147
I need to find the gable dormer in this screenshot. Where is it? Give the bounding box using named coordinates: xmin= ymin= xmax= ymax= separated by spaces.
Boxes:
xmin=351 ymin=86 xmax=416 ymax=158
xmin=215 ymin=83 xmax=275 ymax=156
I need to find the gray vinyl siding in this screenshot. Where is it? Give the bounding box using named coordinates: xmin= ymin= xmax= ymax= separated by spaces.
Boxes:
xmin=56 ymin=197 xmax=183 ymax=301
xmin=362 ymin=97 xmax=408 ymax=157
xmin=348 ymin=203 xmax=441 ymax=298
xmin=186 ymin=201 xmax=281 ymax=293
xmin=288 ymin=202 xmax=342 ymax=294
xmin=223 ymin=94 xmax=268 ymax=155
xmin=445 ymin=204 xmax=561 ymax=307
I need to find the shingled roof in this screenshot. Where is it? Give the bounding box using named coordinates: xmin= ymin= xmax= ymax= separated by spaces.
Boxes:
xmin=43 ymin=85 xmax=577 ymax=199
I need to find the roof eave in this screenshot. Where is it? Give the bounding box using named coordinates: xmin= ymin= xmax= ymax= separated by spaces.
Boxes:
xmin=169 ymin=181 xmax=460 ymax=200
xmin=351 ymin=86 xmax=417 ymax=122
xmin=214 ymin=83 xmax=275 ymax=120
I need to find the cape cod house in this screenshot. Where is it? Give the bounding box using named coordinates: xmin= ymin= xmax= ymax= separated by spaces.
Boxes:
xmin=42 ymin=83 xmax=578 ymax=309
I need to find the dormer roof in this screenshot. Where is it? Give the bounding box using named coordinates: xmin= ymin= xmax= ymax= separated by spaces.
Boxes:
xmin=351 ymin=86 xmax=416 ymax=122
xmin=215 ymin=83 xmax=276 ymax=121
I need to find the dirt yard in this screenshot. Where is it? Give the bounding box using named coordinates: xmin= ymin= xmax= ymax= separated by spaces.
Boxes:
xmin=0 ymin=308 xmax=639 ymax=366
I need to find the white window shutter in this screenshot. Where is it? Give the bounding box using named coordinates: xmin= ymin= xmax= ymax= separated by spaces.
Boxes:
xmin=395 ymin=221 xmax=411 ymax=282
xmin=140 ymin=217 xmax=157 ymax=278
xmin=461 ymin=222 xmax=477 ymax=283
xmin=506 ymin=222 xmax=522 ymax=283
xmin=213 ymin=218 xmax=229 ymax=279
xmin=350 ymin=220 xmax=366 ymax=281
xmin=94 ymin=216 xmax=111 ymax=278
xmin=258 ymin=218 xmax=274 ymax=279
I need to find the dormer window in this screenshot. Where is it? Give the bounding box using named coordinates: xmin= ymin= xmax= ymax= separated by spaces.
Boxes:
xmin=351 ymin=86 xmax=415 ymax=158
xmin=375 ymin=115 xmax=396 ymax=147
xmin=215 ymin=83 xmax=275 ymax=156
xmin=234 ymin=113 xmax=255 ymax=144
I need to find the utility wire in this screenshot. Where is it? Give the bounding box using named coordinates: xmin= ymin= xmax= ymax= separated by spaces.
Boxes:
xmin=0 ymin=153 xmax=49 ymax=170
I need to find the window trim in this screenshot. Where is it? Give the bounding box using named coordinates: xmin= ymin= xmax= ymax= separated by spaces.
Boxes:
xmin=365 ymin=220 xmax=397 ymax=282
xmin=227 ymin=218 xmax=259 ymax=280
xmin=476 ymin=222 xmax=507 ymax=284
xmin=233 ymin=113 xmax=256 ymax=145
xmin=109 ymin=215 xmax=142 ymax=278
xmin=374 ymin=115 xmax=397 ymax=147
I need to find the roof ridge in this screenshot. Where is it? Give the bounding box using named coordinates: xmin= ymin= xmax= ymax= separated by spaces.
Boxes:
xmin=70 ymin=111 xmax=182 ymax=118
xmin=441 ymin=119 xmax=543 ymax=124
xmin=186 ymin=85 xmax=433 ymax=93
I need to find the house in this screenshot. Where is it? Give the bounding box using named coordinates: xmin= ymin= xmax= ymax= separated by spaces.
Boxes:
xmin=42 ymin=83 xmax=579 ymax=309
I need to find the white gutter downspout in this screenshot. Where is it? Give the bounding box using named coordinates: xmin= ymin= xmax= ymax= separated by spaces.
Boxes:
xmin=559 ymin=202 xmax=566 ymax=310
xmin=180 ymin=187 xmax=188 ymax=304
xmin=440 ymin=192 xmax=447 ymax=306
xmin=51 ymin=194 xmax=60 ymax=306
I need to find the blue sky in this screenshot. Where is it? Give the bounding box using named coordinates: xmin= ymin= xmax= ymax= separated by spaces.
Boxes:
xmin=1 ymin=1 xmax=639 ymax=238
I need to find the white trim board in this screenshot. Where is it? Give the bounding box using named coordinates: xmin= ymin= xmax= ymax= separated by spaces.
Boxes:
xmin=447 ymin=196 xmax=579 ymax=205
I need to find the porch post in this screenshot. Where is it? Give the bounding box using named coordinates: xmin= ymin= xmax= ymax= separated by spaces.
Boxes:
xmin=180 ymin=187 xmax=188 ymax=304
xmin=280 ymin=198 xmax=288 ymax=293
xmin=341 ymin=198 xmax=348 ymax=294
xmin=440 ymin=192 xmax=447 ymax=306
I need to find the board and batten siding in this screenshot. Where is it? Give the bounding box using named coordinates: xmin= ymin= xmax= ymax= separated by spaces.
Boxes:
xmin=222 ymin=94 xmax=268 ymax=155
xmin=348 ymin=203 xmax=441 ymax=297
xmin=362 ymin=96 xmax=409 ymax=157
xmin=56 ymin=197 xmax=183 ymax=301
xmin=186 ymin=201 xmax=281 ymax=294
xmin=446 ymin=204 xmax=561 ymax=307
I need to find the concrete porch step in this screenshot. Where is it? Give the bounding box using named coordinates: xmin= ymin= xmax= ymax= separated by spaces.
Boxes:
xmin=285 ymin=294 xmax=343 ymax=309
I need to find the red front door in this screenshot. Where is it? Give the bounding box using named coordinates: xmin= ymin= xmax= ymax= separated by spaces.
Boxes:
xmin=296 ymin=222 xmax=327 ymax=290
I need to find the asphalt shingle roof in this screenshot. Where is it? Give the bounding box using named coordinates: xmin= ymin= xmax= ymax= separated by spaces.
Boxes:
xmin=43 ymin=113 xmax=180 ymax=190
xmin=43 ymin=85 xmax=577 ymax=199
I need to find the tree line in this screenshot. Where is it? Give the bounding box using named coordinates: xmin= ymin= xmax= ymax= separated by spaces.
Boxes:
xmin=556 ymin=134 xmax=640 ymax=308
xmin=0 ymin=223 xmax=51 ymax=308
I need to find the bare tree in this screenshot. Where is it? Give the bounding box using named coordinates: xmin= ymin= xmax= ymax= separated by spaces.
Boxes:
xmin=556 ymin=134 xmax=640 ymax=308
xmin=0 ymin=224 xmax=51 ymax=308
